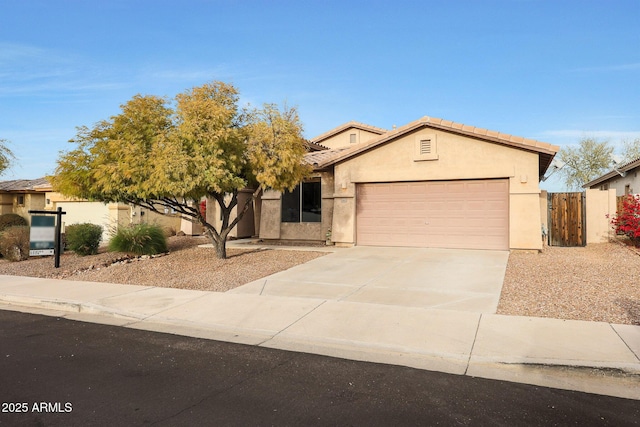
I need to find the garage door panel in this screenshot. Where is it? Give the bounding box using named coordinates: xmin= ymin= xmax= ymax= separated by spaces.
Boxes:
xmin=356 ymin=179 xmax=509 ymax=250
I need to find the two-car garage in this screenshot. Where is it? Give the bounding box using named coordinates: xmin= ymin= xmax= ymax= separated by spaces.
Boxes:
xmin=294 ymin=116 xmax=559 ymax=251
xmin=355 ymin=179 xmax=510 ymax=250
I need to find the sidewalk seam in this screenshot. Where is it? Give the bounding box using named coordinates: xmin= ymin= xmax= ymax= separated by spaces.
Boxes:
xmin=132 ymin=292 xmax=213 ymax=321
xmin=258 ymin=280 xmax=267 ymax=296
xmin=257 ymin=300 xmax=327 ymax=346
xmin=464 ymin=313 xmax=482 ymax=375
xmin=610 ymin=323 xmax=640 ymax=362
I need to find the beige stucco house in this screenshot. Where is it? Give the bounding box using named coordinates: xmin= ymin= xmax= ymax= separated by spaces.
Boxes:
xmin=259 ymin=116 xmax=559 ymax=251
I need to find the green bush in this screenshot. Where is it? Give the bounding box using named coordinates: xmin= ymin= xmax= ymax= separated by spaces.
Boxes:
xmin=65 ymin=223 xmax=103 ymax=256
xmin=108 ymin=223 xmax=168 ymax=255
xmin=0 ymin=226 xmax=30 ymax=261
xmin=0 ymin=213 xmax=27 ymax=232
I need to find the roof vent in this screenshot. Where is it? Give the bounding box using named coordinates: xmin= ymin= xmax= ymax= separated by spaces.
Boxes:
xmin=420 ymin=139 xmax=432 ymax=155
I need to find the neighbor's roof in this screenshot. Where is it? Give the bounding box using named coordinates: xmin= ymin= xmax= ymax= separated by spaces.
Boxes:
xmin=583 ymin=156 xmax=640 ymax=189
xmin=0 ymin=177 xmax=50 ymax=192
xmin=306 ymin=116 xmax=559 ymax=176
xmin=310 ymin=121 xmax=388 ymax=144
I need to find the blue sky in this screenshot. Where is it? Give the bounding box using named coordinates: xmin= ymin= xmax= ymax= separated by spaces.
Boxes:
xmin=1 ymin=0 xmax=638 ymax=191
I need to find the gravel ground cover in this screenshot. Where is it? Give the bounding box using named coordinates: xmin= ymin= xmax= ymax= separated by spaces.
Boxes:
xmin=0 ymin=236 xmax=327 ymax=292
xmin=497 ymin=241 xmax=640 ymax=326
xmin=1 ymin=235 xmax=638 ymax=325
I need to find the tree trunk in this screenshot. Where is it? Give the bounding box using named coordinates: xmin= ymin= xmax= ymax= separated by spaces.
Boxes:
xmin=214 ymin=237 xmax=227 ymax=259
xmin=203 ymin=189 xmax=258 ymax=260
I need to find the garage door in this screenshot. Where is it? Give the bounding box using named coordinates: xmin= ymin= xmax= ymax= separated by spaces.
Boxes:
xmin=356 ymin=179 xmax=509 ymax=250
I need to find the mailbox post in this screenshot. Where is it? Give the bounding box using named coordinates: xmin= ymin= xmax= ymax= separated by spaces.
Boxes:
xmin=28 ymin=207 xmax=66 ymax=268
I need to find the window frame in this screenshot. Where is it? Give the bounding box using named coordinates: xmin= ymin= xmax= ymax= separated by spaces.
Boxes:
xmin=281 ymin=180 xmax=322 ymax=223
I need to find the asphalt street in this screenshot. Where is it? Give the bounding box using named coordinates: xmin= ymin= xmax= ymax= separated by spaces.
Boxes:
xmin=0 ymin=309 xmax=638 ymax=426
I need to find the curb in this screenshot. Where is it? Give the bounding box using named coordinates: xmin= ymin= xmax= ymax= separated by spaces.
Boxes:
xmin=1 ymin=295 xmax=639 ymax=401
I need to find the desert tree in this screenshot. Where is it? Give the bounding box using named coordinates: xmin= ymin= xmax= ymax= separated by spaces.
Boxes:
xmin=621 ymin=138 xmax=640 ymax=163
xmin=51 ymin=81 xmax=311 ymax=258
xmin=558 ymin=137 xmax=614 ymax=191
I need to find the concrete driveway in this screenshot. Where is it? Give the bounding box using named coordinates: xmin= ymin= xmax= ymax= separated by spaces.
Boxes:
xmin=229 ymin=246 xmax=510 ymax=313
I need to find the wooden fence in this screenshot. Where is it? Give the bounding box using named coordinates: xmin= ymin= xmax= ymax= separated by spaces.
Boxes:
xmin=548 ymin=192 xmax=586 ymax=247
xmin=617 ymin=195 xmax=626 ymax=215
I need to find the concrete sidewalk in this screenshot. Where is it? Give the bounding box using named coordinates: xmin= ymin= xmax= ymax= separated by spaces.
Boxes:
xmin=0 ymin=274 xmax=639 ymax=400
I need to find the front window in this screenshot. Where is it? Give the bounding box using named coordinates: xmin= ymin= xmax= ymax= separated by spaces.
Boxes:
xmin=281 ymin=181 xmax=321 ymax=223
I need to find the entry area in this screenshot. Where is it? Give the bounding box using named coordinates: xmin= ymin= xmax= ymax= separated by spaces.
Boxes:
xmin=356 ymin=179 xmax=509 ymax=250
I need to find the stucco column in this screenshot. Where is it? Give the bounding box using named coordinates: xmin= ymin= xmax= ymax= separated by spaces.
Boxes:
xmin=259 ymin=189 xmax=282 ymax=239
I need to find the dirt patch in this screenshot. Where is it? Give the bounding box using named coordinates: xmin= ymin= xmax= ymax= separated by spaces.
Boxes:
xmin=497 ymin=241 xmax=640 ymax=325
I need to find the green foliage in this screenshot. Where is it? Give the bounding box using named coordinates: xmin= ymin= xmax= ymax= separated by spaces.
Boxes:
xmin=558 ymin=138 xmax=614 ymax=191
xmin=51 ymin=81 xmax=311 ymax=259
xmin=0 ymin=213 xmax=28 ymax=232
xmin=0 ymin=226 xmax=30 ymax=261
xmin=65 ymin=223 xmax=103 ymax=256
xmin=108 ymin=223 xmax=168 ymax=255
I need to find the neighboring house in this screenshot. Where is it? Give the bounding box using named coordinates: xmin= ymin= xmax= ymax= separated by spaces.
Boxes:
xmin=0 ymin=177 xmax=251 ymax=242
xmin=583 ymin=157 xmax=640 ymax=196
xmin=0 ymin=178 xmax=48 ymax=224
xmin=259 ymin=116 xmax=559 ymax=251
xmin=0 ymin=179 xmax=187 ymax=243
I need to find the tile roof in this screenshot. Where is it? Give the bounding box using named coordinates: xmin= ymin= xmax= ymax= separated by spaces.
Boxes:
xmin=0 ymin=177 xmax=50 ymax=192
xmin=583 ymin=156 xmax=640 ymax=188
xmin=310 ymin=121 xmax=388 ymax=144
xmin=304 ymin=147 xmax=352 ymax=167
xmin=309 ymin=116 xmax=559 ymax=176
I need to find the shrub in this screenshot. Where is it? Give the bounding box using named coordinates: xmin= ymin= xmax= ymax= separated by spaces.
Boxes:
xmin=611 ymin=195 xmax=640 ymax=247
xmin=0 ymin=226 xmax=30 ymax=261
xmin=109 ymin=223 xmax=168 ymax=255
xmin=0 ymin=213 xmax=27 ymax=232
xmin=65 ymin=223 xmax=103 ymax=256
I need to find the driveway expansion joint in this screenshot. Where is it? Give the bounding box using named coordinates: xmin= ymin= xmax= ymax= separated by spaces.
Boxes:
xmin=464 ymin=313 xmax=482 ymax=375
